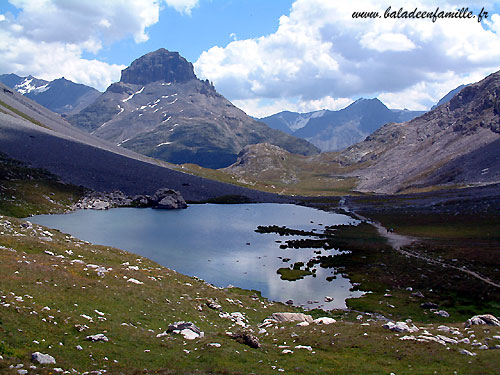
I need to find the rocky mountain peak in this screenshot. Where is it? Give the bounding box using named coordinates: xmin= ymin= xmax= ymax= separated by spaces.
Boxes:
xmin=120 ymin=48 xmax=196 ymax=85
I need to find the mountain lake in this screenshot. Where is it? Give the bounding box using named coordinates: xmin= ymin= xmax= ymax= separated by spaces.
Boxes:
xmin=29 ymin=203 xmax=366 ymax=310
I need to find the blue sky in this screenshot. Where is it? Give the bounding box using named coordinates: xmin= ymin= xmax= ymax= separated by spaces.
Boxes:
xmin=1 ymin=0 xmax=500 ymax=117
xmin=86 ymin=0 xmax=294 ymax=66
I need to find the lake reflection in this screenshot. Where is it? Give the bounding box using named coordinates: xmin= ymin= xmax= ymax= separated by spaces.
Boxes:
xmin=30 ymin=203 xmax=365 ymax=309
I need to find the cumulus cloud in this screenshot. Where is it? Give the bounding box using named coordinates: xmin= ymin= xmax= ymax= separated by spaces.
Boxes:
xmin=164 ymin=0 xmax=199 ymax=15
xmin=195 ymin=0 xmax=500 ymax=113
xmin=0 ymin=0 xmax=200 ymax=90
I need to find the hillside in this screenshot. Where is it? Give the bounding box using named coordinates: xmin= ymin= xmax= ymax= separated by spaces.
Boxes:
xmin=342 ymin=71 xmax=500 ymax=193
xmin=0 ymin=82 xmax=290 ymax=202
xmin=0 ymin=74 xmax=101 ymax=115
xmin=68 ymin=49 xmax=319 ymax=168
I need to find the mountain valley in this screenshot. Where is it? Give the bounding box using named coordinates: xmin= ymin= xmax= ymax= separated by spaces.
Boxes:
xmin=0 ymin=46 xmax=499 ymax=375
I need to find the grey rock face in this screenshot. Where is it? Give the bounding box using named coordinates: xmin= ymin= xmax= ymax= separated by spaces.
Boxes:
xmin=121 ymin=49 xmax=196 ymax=85
xmin=31 ymin=352 xmax=56 ymax=364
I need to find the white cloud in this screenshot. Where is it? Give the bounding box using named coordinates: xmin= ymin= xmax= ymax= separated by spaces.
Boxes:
xmin=163 ymin=0 xmax=199 ymax=15
xmin=0 ymin=0 xmax=200 ymax=90
xmin=0 ymin=30 xmax=125 ymax=90
xmin=195 ymin=0 xmax=500 ymax=114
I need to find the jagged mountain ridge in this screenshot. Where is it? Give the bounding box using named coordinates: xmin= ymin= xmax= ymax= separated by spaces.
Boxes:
xmin=341 ymin=70 xmax=500 ymax=193
xmin=259 ymin=99 xmax=425 ymax=152
xmin=68 ymin=49 xmax=319 ymax=169
xmin=0 ymin=73 xmax=101 ymax=115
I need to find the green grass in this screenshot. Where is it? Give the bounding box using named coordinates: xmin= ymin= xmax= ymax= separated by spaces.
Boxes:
xmin=1 ymin=221 xmax=499 ymax=374
xmin=277 ymin=267 xmax=313 ymax=281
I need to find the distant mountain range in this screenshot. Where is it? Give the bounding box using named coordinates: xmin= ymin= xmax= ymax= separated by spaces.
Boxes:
xmin=0 ymin=73 xmax=101 ymax=115
xmin=223 ymin=72 xmax=499 ymax=194
xmin=67 ymin=49 xmax=319 ymax=169
xmin=259 ymin=99 xmax=426 ymax=152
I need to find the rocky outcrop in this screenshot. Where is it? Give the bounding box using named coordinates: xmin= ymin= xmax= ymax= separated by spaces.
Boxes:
xmin=72 ymin=188 xmax=187 ymax=210
xmin=120 ymin=49 xmax=196 ymax=85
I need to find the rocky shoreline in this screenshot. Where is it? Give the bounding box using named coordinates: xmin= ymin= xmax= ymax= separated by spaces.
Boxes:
xmin=71 ymin=188 xmax=188 ymax=211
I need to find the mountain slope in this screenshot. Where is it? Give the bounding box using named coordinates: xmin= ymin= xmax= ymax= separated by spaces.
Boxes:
xmin=0 ymin=82 xmax=289 ymax=202
xmin=260 ymin=100 xmax=425 ymax=152
xmin=68 ymin=49 xmax=319 ymax=169
xmin=431 ymin=84 xmax=468 ymax=110
xmin=341 ymin=71 xmax=500 ymax=193
xmin=0 ymin=73 xmax=101 ymax=115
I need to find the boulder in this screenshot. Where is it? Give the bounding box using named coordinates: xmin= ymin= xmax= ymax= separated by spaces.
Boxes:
xmin=31 ymin=352 xmax=56 ymax=365
xmin=85 ymin=334 xmax=109 ymax=342
xmin=269 ymin=312 xmax=314 ymax=323
xmin=465 ymin=314 xmax=500 ymax=328
xmin=383 ymin=321 xmax=419 ymax=333
xmin=167 ymin=321 xmax=204 ymax=340
xmin=313 ymin=317 xmax=336 ymax=325
xmin=231 ymin=332 xmax=261 ymax=348
xmin=151 ymin=189 xmax=187 ymax=209
xmin=434 ymin=310 xmax=450 ymax=318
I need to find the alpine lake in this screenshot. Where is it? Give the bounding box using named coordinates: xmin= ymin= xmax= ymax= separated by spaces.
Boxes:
xmin=29 ymin=203 xmax=366 ymax=310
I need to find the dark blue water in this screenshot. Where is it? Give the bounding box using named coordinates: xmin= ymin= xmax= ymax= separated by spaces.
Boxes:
xmin=30 ymin=203 xmax=365 ymax=309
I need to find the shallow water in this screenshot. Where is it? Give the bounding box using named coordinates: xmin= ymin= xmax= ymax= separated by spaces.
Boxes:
xmin=30 ymin=203 xmax=365 ymax=309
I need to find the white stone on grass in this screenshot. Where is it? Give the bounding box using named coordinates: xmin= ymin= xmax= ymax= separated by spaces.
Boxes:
xmin=313 ymin=317 xmax=336 ymax=325
xmin=31 ymin=352 xmax=56 ymax=365
xmin=85 ymin=334 xmax=109 ymax=342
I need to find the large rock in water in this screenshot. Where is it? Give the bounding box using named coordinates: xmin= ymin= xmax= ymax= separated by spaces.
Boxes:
xmin=151 ymin=188 xmax=187 ymax=209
